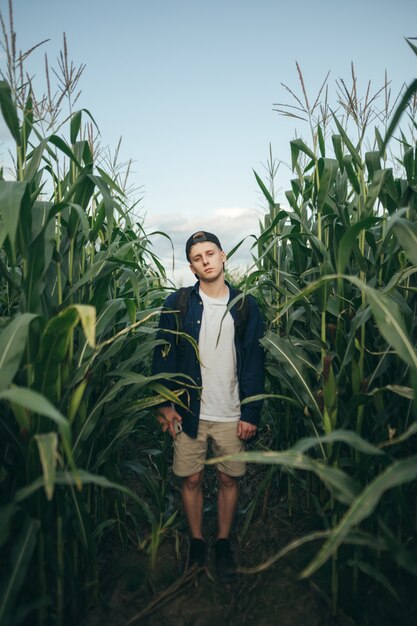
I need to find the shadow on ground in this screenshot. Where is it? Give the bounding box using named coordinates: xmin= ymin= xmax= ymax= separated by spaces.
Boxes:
xmin=83 ymin=509 xmax=356 ymax=626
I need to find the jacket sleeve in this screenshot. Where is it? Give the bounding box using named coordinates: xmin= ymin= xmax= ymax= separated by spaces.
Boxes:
xmin=239 ymin=296 xmax=265 ymax=426
xmin=151 ymin=292 xmax=180 ymax=405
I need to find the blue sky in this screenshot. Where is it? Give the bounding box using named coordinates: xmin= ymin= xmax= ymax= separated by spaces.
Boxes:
xmin=1 ymin=0 xmax=416 ymax=283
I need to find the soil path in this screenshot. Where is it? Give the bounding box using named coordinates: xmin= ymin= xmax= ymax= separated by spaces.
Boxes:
xmin=84 ymin=511 xmax=354 ymax=626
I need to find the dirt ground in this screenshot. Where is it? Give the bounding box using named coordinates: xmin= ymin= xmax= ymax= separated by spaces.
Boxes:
xmin=82 ymin=457 xmax=417 ymax=626
xmin=83 ymin=514 xmax=352 ymax=626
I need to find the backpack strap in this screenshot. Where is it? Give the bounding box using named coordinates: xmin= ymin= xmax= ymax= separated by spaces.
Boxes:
xmin=174 ymin=287 xmax=193 ymax=343
xmin=175 ymin=285 xmax=249 ymax=342
xmin=232 ymin=289 xmax=249 ymax=342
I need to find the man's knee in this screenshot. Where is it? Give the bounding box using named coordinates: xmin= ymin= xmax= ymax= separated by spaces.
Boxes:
xmin=183 ymin=471 xmax=204 ymax=491
xmin=217 ymin=471 xmax=238 ymax=489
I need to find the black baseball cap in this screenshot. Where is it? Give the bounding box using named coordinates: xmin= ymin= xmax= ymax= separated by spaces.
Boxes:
xmin=185 ymin=231 xmax=222 ymax=260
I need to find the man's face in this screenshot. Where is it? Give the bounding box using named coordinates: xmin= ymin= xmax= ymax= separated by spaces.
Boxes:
xmin=188 ymin=242 xmax=226 ymax=282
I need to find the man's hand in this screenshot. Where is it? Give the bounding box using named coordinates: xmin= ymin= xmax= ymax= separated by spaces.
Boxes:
xmin=237 ymin=420 xmax=257 ymax=441
xmin=156 ymin=406 xmax=182 ymax=439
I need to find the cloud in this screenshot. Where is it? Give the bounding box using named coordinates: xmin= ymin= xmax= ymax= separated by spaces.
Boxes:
xmin=145 ymin=206 xmax=265 ymax=286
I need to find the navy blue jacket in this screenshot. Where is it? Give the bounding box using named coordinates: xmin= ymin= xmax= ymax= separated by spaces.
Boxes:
xmin=152 ymin=281 xmax=265 ymax=438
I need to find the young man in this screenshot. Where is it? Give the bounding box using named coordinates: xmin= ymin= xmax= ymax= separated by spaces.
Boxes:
xmin=152 ymin=230 xmax=264 ymax=582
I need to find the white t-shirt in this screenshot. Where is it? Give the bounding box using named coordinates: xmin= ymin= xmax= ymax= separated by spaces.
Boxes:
xmin=198 ymin=288 xmax=241 ymax=422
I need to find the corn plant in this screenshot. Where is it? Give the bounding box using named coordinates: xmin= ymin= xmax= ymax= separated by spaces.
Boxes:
xmin=238 ymin=46 xmax=417 ymax=617
xmin=0 ymin=10 xmax=175 ymax=625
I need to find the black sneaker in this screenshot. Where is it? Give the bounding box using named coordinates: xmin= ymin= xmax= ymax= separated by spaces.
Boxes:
xmin=214 ymin=538 xmax=236 ymax=583
xmin=187 ymin=538 xmax=206 ymax=569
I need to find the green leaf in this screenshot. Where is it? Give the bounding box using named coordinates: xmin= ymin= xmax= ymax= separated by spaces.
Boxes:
xmin=332 ymin=134 xmax=344 ymax=170
xmin=0 ymin=181 xmax=29 ymax=256
xmin=70 ymin=110 xmax=82 ymax=144
xmin=362 ymin=286 xmax=417 ymax=371
xmin=365 ymin=151 xmax=381 ymax=178
xmin=364 ymin=168 xmax=388 ymax=212
xmin=403 ymin=146 xmax=414 ymax=184
xmin=392 ymin=217 xmax=417 ymax=267
xmin=23 ymin=138 xmax=48 ymax=182
xmin=14 ymin=470 xmax=156 ymax=527
xmin=0 ymin=387 xmax=77 ymax=479
xmin=332 ymin=112 xmax=362 ymax=169
xmin=70 ymin=108 xmax=99 ymax=145
xmin=212 ymin=448 xmax=360 ymax=505
xmin=261 ymin=332 xmax=323 ymax=422
xmin=23 ymin=224 xmax=55 ymax=312
xmin=0 ymin=314 xmax=39 ymax=390
xmin=301 ymin=455 xmax=417 ymax=578
xmin=35 ymin=307 xmax=79 ymax=398
xmin=290 ymin=138 xmax=316 ymax=171
xmin=348 ymin=559 xmax=399 ymax=600
xmin=317 ymin=158 xmax=338 ymax=209
xmin=0 ymin=504 xmax=17 ymax=547
xmin=0 ymin=80 xmax=21 ymax=146
xmin=292 ymin=430 xmax=383 ymax=456
xmin=317 ymin=124 xmax=325 ymax=157
xmin=34 ymin=433 xmax=58 ymax=501
xmin=0 ymin=517 xmax=40 ymax=626
xmin=35 ymin=305 xmax=95 ymax=399
xmin=21 ymin=94 xmax=33 ymax=158
xmin=277 ymin=272 xmax=417 ymax=378
xmin=343 ymin=155 xmax=360 ymax=195
xmin=380 ymin=79 xmax=417 ymax=153
xmin=96 ymin=166 xmax=125 ymax=196
xmin=253 ymin=169 xmax=275 ymax=207
xmin=71 ymin=305 xmax=96 ymax=348
xmin=406 ymin=37 xmax=417 ymax=56
xmin=337 ymin=216 xmax=381 ymax=274
xmin=88 ymin=174 xmax=117 ymax=238
xmin=48 ymin=134 xmax=82 ymax=168
xmin=0 ymin=386 xmax=67 ymax=428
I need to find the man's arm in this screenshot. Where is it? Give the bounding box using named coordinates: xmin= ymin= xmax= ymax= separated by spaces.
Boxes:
xmin=238 ymin=295 xmax=265 ymax=437
xmin=152 ymin=292 xmax=183 ymax=435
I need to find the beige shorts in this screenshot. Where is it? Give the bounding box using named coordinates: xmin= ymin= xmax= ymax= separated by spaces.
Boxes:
xmin=173 ymin=420 xmax=245 ymax=478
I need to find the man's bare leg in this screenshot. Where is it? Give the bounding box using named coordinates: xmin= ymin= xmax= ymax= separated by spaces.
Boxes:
xmin=217 ymin=470 xmax=239 ymax=539
xmin=182 ymin=470 xmax=204 ymax=538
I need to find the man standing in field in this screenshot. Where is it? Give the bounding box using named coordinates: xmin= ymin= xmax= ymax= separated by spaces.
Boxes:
xmin=152 ymin=230 xmax=264 ymax=582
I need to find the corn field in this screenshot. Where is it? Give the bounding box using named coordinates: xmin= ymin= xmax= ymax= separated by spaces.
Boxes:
xmin=238 ymin=45 xmax=417 ymax=618
xmin=1 ymin=5 xmax=417 ymax=625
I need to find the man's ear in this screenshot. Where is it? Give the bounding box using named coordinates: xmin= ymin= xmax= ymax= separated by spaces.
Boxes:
xmin=189 ymin=264 xmax=199 ymax=278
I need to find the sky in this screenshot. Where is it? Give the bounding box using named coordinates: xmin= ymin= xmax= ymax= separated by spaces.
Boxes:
xmin=1 ymin=0 xmax=416 ymax=284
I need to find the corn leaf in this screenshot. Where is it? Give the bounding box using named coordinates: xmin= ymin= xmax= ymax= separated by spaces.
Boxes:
xmin=72 ymin=305 xmax=96 ymax=348
xmin=211 ymin=449 xmax=360 ymax=505
xmin=0 ymin=387 xmax=78 ymax=481
xmin=317 ymin=158 xmax=338 ymax=209
xmin=332 ymin=113 xmax=362 ymax=169
xmin=337 ymin=216 xmax=381 ymax=274
xmin=0 ymin=518 xmax=40 ymax=626
xmin=301 ymin=455 xmax=417 ymax=577
xmin=0 ymin=80 xmax=21 ymax=146
xmin=0 ymin=181 xmax=29 ymax=255
xmin=14 ymin=470 xmax=156 ymax=527
xmin=380 ymin=79 xmax=417 ymax=153
xmin=253 ymin=169 xmax=275 ymax=207
xmin=392 ymin=218 xmax=417 ymax=267
xmin=261 ymin=332 xmax=323 ymax=445
xmin=0 ymin=314 xmax=39 ymax=390
xmin=34 ymin=433 xmax=58 ymax=501
xmin=292 ymin=429 xmax=384 ymax=456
